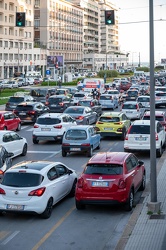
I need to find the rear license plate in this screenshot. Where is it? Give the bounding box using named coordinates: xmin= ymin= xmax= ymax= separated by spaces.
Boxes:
xmin=135 ymin=137 xmax=147 ymax=141
xmin=126 ymin=111 xmax=132 ymax=113
xmin=70 ymin=148 xmax=81 ymax=151
xmin=92 ymin=181 xmax=109 ymax=187
xmin=19 ymin=112 xmax=26 ymax=115
xmin=41 ymin=128 xmax=51 ymax=131
xmin=104 ymin=128 xmax=113 ymax=130
xmin=6 ymin=204 xmax=24 ymax=210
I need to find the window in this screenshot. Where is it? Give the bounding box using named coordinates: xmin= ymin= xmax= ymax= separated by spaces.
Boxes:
xmin=84 ymin=164 xmax=123 ymax=175
xmin=47 ymin=167 xmax=58 ymax=180
xmin=56 ymin=165 xmax=67 ymax=176
xmin=129 ymin=125 xmax=150 ymax=134
xmin=2 ymin=173 xmax=43 ymax=187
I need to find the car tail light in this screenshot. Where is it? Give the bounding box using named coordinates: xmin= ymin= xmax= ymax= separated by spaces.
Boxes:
xmin=62 ymin=143 xmax=70 ymax=146
xmin=90 ymin=102 xmax=94 ymax=106
xmin=96 ymin=121 xmax=103 ymax=124
xmin=0 ymin=188 xmax=6 ymax=195
xmin=59 ymin=102 xmax=64 ymax=106
xmin=54 ymin=125 xmax=62 ymax=129
xmin=77 ymin=177 xmax=84 ymax=188
xmin=34 ymin=124 xmax=39 ymax=128
xmin=118 ymin=179 xmax=126 ymax=189
xmin=114 ymin=122 xmax=123 ymax=125
xmin=81 ymin=143 xmax=90 ymax=146
xmin=155 ymin=133 xmax=159 ymax=141
xmin=28 ymin=110 xmax=36 ymax=115
xmin=6 ymin=102 xmax=9 ymax=107
xmin=28 ymin=187 xmax=46 ymax=197
xmin=76 ymin=116 xmax=84 ymax=120
xmin=45 ymin=102 xmax=49 ymax=105
xmin=117 ymin=128 xmax=123 ymax=132
xmin=0 ymin=169 xmax=4 ymax=175
xmin=14 ymin=110 xmax=18 ymax=114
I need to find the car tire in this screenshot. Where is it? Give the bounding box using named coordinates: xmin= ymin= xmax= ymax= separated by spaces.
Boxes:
xmin=33 ymin=138 xmax=39 ymax=144
xmin=87 ymin=146 xmax=93 ymax=157
xmin=139 ymin=172 xmax=146 ymax=191
xmin=156 ymin=144 xmax=162 ymax=157
xmin=96 ymin=143 xmax=100 ymax=149
xmin=69 ymin=180 xmax=77 ymax=197
xmin=75 ymin=200 xmax=85 ymax=210
xmin=121 ymin=129 xmax=126 ymax=140
xmin=3 ymin=127 xmax=7 ymax=130
xmin=40 ymin=198 xmax=53 ymax=219
xmin=62 ymin=149 xmax=67 ymax=157
xmin=124 ymin=189 xmax=134 ymax=211
xmin=21 ymin=144 xmax=27 ymax=156
xmin=16 ymin=123 xmax=21 ymax=131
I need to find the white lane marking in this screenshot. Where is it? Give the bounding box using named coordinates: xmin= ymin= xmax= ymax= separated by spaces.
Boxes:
xmin=1 ymin=231 xmax=20 ymax=245
xmin=27 ymin=150 xmax=61 ymax=154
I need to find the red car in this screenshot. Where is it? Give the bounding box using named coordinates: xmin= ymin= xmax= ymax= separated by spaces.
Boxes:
xmin=75 ymin=152 xmax=145 ymax=211
xmin=0 ymin=111 xmax=21 ymax=131
xmin=142 ymin=110 xmax=166 ymax=131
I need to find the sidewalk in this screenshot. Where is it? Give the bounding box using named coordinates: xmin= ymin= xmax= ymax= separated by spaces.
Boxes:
xmin=115 ymin=150 xmax=166 ymax=250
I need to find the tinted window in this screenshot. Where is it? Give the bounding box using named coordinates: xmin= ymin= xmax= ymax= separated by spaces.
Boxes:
xmin=2 ymin=173 xmax=43 ymax=187
xmin=65 ymin=129 xmax=87 ymax=140
xmin=127 ymin=91 xmax=138 ymax=96
xmin=9 ymin=97 xmax=24 ymax=102
xmin=100 ymin=96 xmax=112 ymax=100
xmin=79 ymin=101 xmax=91 ymax=106
xmin=138 ymin=97 xmax=150 ymax=102
xmin=48 ymin=98 xmax=62 ymax=104
xmin=16 ymin=105 xmax=33 ymax=111
xmin=31 ymin=89 xmax=47 ymax=97
xmin=122 ymin=104 xmax=137 ymax=109
xmin=129 ymin=125 xmax=150 ymax=134
xmin=37 ymin=117 xmax=61 ymax=125
xmin=99 ymin=116 xmax=120 ymax=122
xmin=84 ymin=164 xmax=123 ymax=175
xmin=65 ymin=108 xmax=84 ymax=114
xmin=74 ymin=93 xmax=85 ymax=98
xmin=156 ymin=93 xmax=166 ymax=97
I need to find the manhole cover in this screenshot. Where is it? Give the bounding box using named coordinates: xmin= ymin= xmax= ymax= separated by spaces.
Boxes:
xmin=149 ymin=214 xmax=165 ymax=219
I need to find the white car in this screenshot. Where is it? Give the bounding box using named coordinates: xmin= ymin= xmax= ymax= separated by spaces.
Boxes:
xmin=137 ymin=95 xmax=150 ymax=111
xmin=3 ymin=80 xmax=18 ymax=88
xmin=32 ymin=113 xmax=77 ymax=144
xmin=0 ymin=160 xmax=77 ymax=218
xmin=0 ymin=131 xmax=27 ymax=157
xmin=124 ymin=120 xmax=166 ymax=157
xmin=121 ymin=101 xmax=145 ymax=120
xmin=73 ymin=91 xmax=90 ymax=104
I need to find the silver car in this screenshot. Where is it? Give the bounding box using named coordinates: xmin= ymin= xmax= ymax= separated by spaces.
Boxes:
xmin=121 ymin=101 xmax=145 ymax=120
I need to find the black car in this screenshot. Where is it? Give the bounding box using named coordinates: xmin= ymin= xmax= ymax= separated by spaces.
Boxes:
xmin=77 ymin=99 xmax=102 ymax=117
xmin=13 ymin=101 xmax=49 ymax=123
xmin=0 ymin=145 xmax=13 ymax=181
xmin=46 ymin=95 xmax=74 ymax=113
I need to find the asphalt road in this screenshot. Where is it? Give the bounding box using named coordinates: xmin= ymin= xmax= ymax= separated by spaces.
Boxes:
xmin=0 ymin=119 xmax=152 ymax=250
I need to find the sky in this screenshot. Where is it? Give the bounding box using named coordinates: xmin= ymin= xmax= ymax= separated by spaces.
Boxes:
xmin=111 ymin=0 xmax=166 ymax=65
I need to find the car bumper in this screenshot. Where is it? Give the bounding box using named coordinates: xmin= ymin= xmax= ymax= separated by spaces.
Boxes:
xmin=33 ymin=133 xmax=63 ymax=141
xmin=97 ymin=131 xmax=122 ymax=137
xmin=62 ymin=145 xmax=91 ymax=153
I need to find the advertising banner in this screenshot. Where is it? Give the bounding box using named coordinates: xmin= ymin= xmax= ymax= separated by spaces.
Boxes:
xmin=47 ymin=55 xmax=64 ymax=68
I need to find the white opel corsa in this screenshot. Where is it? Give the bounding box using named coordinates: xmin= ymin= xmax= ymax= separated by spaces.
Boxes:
xmin=0 ymin=161 xmax=77 ymax=219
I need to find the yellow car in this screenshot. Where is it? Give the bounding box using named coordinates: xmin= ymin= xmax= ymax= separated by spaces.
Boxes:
xmin=95 ymin=111 xmax=131 ymax=140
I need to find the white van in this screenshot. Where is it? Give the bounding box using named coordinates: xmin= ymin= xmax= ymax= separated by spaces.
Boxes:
xmin=82 ymin=78 xmax=105 ymax=94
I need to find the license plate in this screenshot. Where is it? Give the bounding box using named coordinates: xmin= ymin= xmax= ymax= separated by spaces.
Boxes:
xmin=41 ymin=128 xmax=51 ymax=131
xmin=6 ymin=204 xmax=24 ymax=210
xmin=126 ymin=111 xmax=132 ymax=113
xmin=19 ymin=112 xmax=26 ymax=115
xmin=104 ymin=128 xmax=113 ymax=130
xmin=92 ymin=181 xmax=109 ymax=187
xmin=70 ymin=148 xmax=81 ymax=151
xmin=135 ymin=137 xmax=147 ymax=141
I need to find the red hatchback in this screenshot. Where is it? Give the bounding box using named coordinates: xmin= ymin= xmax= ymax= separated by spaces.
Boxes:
xmin=0 ymin=111 xmax=21 ymax=131
xmin=75 ymin=152 xmax=145 ymax=211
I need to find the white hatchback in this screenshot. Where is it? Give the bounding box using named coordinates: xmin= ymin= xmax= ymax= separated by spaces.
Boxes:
xmin=32 ymin=113 xmax=77 ymax=144
xmin=0 ymin=160 xmax=77 ymax=218
xmin=121 ymin=101 xmax=145 ymax=120
xmin=124 ymin=120 xmax=166 ymax=157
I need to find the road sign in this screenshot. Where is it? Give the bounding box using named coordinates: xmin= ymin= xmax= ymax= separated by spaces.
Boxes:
xmin=46 ymin=69 xmax=51 ymax=75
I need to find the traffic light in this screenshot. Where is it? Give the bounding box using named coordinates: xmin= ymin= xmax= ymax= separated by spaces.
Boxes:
xmin=16 ymin=12 xmax=26 ymax=27
xmin=105 ymin=10 xmax=115 ymax=25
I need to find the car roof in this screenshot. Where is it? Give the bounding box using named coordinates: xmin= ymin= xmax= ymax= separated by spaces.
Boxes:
xmin=66 ymin=125 xmax=93 ymax=131
xmin=37 ymin=113 xmax=65 ymax=118
xmin=144 ymin=111 xmax=165 ymax=116
xmin=132 ymin=120 xmax=158 ymax=125
xmin=0 ymin=130 xmax=15 ymax=135
xmin=48 ymin=95 xmax=67 ymax=98
xmin=87 ymin=152 xmax=131 ymax=165
xmin=101 ymin=111 xmax=123 ymax=117
xmin=17 ymin=101 xmax=41 ymax=106
xmin=122 ymin=101 xmax=138 ymax=104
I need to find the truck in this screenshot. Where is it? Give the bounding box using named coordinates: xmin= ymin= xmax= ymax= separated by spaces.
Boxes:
xmin=80 ymin=78 xmax=105 ymax=94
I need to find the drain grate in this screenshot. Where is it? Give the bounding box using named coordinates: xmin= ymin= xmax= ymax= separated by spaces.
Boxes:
xmin=149 ymin=214 xmax=165 ymax=220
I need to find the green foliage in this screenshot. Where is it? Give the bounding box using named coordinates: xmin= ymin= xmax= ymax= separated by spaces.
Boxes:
xmin=41 ymin=81 xmax=77 ymax=87
xmin=155 ymin=65 xmax=164 ymax=70
xmin=97 ymin=70 xmax=119 ymax=78
xmin=136 ymin=67 xmax=149 ymax=72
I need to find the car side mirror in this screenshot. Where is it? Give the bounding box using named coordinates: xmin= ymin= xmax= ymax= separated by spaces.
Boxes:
xmin=7 ymin=152 xmax=14 ymax=158
xmin=138 ymin=160 xmax=144 ymax=166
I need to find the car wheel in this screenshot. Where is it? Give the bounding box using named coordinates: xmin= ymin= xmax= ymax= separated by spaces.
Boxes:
xmin=156 ymin=144 xmax=162 ymax=157
xmin=21 ymin=144 xmax=27 ymax=156
xmin=40 ymin=198 xmax=53 ymax=219
xmin=69 ymin=180 xmax=77 ymax=197
xmin=121 ymin=129 xmax=126 ymax=140
xmin=75 ymin=200 xmax=85 ymax=210
xmin=87 ymin=146 xmax=93 ymax=157
xmin=139 ymin=172 xmax=146 ymax=191
xmin=62 ymin=149 xmax=67 ymax=157
xmin=33 ymin=138 xmax=39 ymax=144
xmin=16 ymin=123 xmax=21 ymax=131
xmin=124 ymin=148 xmax=128 ymax=152
xmin=124 ymin=189 xmax=134 ymax=211
xmin=3 ymin=127 xmax=7 ymax=130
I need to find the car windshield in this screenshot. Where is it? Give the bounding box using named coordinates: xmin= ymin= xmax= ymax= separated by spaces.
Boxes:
xmin=122 ymin=104 xmax=137 ymax=109
xmin=48 ymin=98 xmax=62 ymax=104
xmin=84 ymin=164 xmax=123 ymax=175
xmin=8 ymin=97 xmax=24 ymax=102
xmin=65 ymin=129 xmax=87 ymax=140
xmin=31 ymin=89 xmax=47 ymax=97
xmin=36 ymin=117 xmax=61 ymax=125
xmin=65 ymin=108 xmax=84 ymax=114
xmin=1 ymin=172 xmax=43 ymax=187
xmin=129 ymin=125 xmax=150 ymax=134
xmin=99 ymin=116 xmax=120 ymax=122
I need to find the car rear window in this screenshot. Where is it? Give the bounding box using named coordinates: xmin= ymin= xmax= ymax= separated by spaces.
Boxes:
xmin=137 ymin=97 xmax=150 ymax=102
xmin=1 ymin=172 xmax=43 ymax=187
xmin=156 ymin=93 xmax=166 ymax=97
xmin=84 ymin=164 xmax=123 ymax=175
xmin=143 ymin=116 xmax=164 ymax=122
xmin=99 ymin=116 xmax=120 ymax=122
xmin=65 ymin=107 xmax=84 ymax=114
xmin=65 ymin=129 xmax=87 ymax=140
xmin=16 ymin=105 xmax=33 ymax=111
xmin=36 ymin=117 xmax=61 ymax=125
xmin=129 ymin=125 xmax=150 ymax=134
xmin=122 ymin=104 xmax=137 ymax=109
xmin=100 ymin=96 xmax=113 ymax=100
xmin=48 ymin=98 xmax=62 ymax=104
xmin=79 ymin=101 xmax=91 ymax=106
xmin=9 ymin=97 xmax=24 ymax=102
xmin=74 ymin=93 xmax=85 ymax=98
xmin=127 ymin=91 xmax=138 ymax=96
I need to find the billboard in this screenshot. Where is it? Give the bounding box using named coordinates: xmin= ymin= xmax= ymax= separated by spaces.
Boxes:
xmin=47 ymin=55 xmax=64 ymax=68
xmin=161 ymin=58 xmax=166 ymax=64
